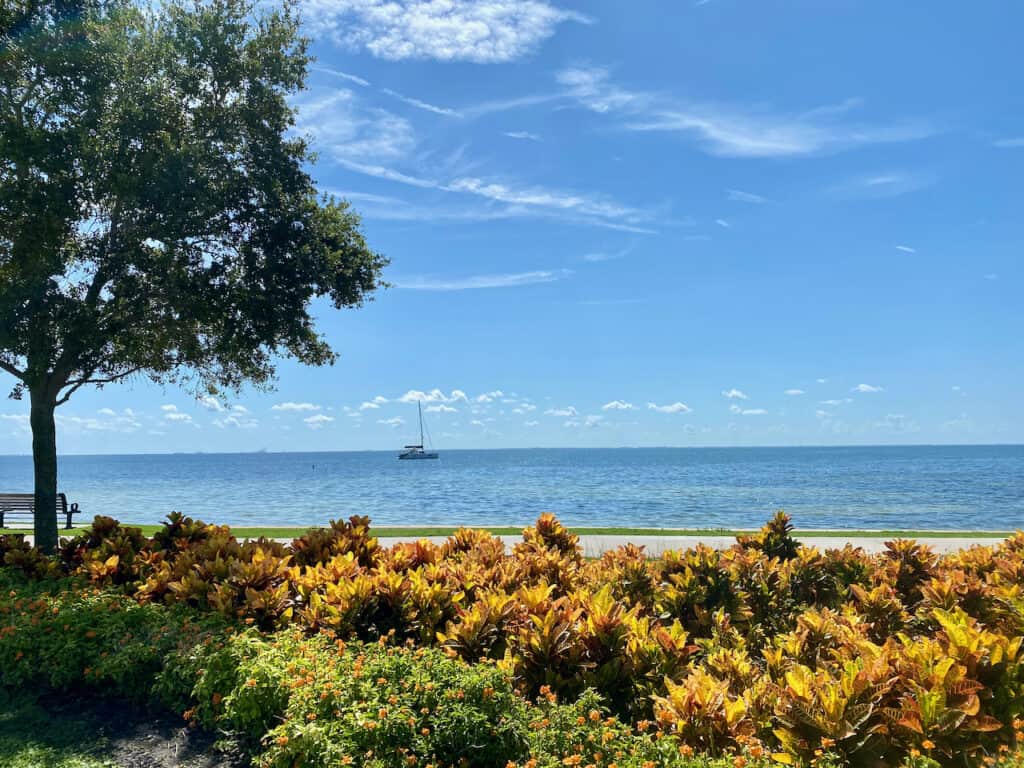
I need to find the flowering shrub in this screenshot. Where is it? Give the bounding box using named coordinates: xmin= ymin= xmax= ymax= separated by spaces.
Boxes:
xmin=1 ymin=512 xmax=1023 ymax=766
xmin=0 ymin=571 xmax=225 ymax=701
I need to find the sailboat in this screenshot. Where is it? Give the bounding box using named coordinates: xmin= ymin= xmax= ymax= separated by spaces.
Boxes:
xmin=398 ymin=401 xmax=439 ymax=460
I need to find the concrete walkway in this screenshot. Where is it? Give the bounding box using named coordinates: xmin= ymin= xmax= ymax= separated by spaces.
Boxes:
xmin=13 ymin=532 xmax=1006 ymax=557
xmin=375 ymin=534 xmax=1004 ymax=557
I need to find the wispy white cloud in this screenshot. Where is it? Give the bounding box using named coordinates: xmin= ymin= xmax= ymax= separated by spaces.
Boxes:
xmin=581 ymin=243 xmax=636 ymax=263
xmin=895 ymin=245 xmax=916 ymax=253
xmin=475 ymin=390 xmax=505 ymax=403
xmin=335 ymin=162 xmax=653 ymax=232
xmin=556 ymin=66 xmax=932 ymax=158
xmin=334 ymin=160 xmax=438 ymax=189
xmin=727 ymin=189 xmax=765 ymax=204
xmin=426 ymin=404 xmax=458 ymax=413
xmin=504 ymin=131 xmax=542 ymax=141
xmin=730 ymin=405 xmax=767 ymax=416
xmin=197 ymin=395 xmax=225 ymax=412
xmin=545 ymin=406 xmax=578 ymax=417
xmin=380 ymin=88 xmax=460 ymax=117
xmin=398 ymin=389 xmax=468 ymax=404
xmin=272 ymin=402 xmax=321 ymax=412
xmin=461 ymin=92 xmax=564 ymax=117
xmin=852 ymin=383 xmax=884 ymax=393
xmin=303 ymin=0 xmax=591 ymax=63
xmin=784 ymin=389 xmax=805 ymax=396
xmin=820 ymin=398 xmax=853 ymax=406
xmin=993 ymin=137 xmax=1024 ymax=148
xmin=983 ymin=273 xmax=999 ymax=281
xmin=397 ymin=269 xmax=571 ymax=291
xmin=160 ymin=405 xmax=194 ymax=425
xmin=359 ymin=401 xmax=381 ymax=410
xmin=295 ymin=90 xmax=416 ymax=166
xmin=60 ymin=412 xmax=144 ymax=433
xmin=626 ymin=104 xmax=932 ymax=158
xmin=446 ymin=177 xmax=642 ymax=222
xmin=310 ymin=65 xmax=371 ymax=87
xmin=304 ymin=414 xmax=335 ymax=429
xmin=721 ymin=388 xmax=748 ymax=400
xmin=0 ymin=413 xmax=30 ymax=429
xmin=556 ymin=65 xmax=647 ymax=114
xmin=648 ymin=402 xmax=692 ymax=414
xmin=602 ymin=400 xmax=635 ymax=410
xmin=563 ymin=414 xmax=604 ymax=429
xmin=377 ymin=417 xmax=405 ymax=427
xmin=299 ymin=83 xmax=653 ymax=234
xmin=715 ymin=218 xmax=730 ymax=228
xmin=213 ymin=414 xmax=259 ymax=430
xmin=831 ymin=171 xmax=935 ymax=199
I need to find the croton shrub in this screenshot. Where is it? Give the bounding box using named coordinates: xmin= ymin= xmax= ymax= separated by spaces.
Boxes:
xmin=1 ymin=511 xmax=1022 ymax=767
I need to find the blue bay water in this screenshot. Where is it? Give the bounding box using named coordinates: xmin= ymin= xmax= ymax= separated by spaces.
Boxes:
xmin=1 ymin=445 xmax=1022 ymax=530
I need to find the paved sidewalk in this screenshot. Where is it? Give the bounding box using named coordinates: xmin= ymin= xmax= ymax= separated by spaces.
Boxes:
xmin=14 ymin=532 xmax=1006 ymax=557
xmin=374 ymin=533 xmax=1004 ymax=557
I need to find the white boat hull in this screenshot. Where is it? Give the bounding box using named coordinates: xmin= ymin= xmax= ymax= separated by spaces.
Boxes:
xmin=399 ymin=401 xmax=439 ymax=459
xmin=399 ymin=450 xmax=438 ymax=460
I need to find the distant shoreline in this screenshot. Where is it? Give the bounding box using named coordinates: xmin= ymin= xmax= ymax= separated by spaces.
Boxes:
xmin=1 ymin=442 xmax=1023 ymax=458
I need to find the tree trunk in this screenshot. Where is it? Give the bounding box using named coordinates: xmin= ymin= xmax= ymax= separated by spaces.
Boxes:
xmin=30 ymin=386 xmax=59 ymax=554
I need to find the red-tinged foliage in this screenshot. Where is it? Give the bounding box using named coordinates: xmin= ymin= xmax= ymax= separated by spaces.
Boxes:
xmin=3 ymin=510 xmax=1023 ymax=765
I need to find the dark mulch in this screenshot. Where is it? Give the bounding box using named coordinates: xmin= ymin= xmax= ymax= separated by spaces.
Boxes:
xmin=31 ymin=694 xmax=248 ymax=768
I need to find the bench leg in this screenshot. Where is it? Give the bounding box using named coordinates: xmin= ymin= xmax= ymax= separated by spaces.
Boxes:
xmin=65 ymin=511 xmax=73 ymax=529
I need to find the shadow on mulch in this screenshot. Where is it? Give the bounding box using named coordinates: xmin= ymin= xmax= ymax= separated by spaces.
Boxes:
xmin=1 ymin=692 xmax=248 ymax=768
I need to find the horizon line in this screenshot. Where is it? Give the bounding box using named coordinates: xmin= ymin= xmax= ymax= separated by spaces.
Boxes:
xmin=1 ymin=441 xmax=1022 ymax=459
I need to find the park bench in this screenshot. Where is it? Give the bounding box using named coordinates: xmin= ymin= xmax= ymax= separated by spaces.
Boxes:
xmin=0 ymin=493 xmax=81 ymax=530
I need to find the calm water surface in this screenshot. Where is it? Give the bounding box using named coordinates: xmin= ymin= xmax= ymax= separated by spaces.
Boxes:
xmin=0 ymin=446 xmax=1021 ymax=530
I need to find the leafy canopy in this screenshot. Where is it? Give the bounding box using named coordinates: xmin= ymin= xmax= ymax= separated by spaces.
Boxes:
xmin=0 ymin=0 xmax=387 ymax=403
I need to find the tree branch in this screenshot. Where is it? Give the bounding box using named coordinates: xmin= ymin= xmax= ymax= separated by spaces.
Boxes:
xmin=55 ymin=365 xmax=147 ymax=406
xmin=0 ymin=358 xmax=26 ymax=381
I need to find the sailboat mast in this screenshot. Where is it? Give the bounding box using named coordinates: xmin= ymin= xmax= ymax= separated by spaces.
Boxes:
xmin=418 ymin=400 xmax=425 ymax=446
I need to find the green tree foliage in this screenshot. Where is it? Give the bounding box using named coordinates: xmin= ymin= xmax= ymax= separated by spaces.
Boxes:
xmin=0 ymin=0 xmax=388 ymax=551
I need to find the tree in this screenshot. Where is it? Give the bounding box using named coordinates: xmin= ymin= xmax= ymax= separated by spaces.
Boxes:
xmin=0 ymin=0 xmax=388 ymax=552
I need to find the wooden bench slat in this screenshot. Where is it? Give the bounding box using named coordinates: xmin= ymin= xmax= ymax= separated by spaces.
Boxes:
xmin=0 ymin=493 xmax=82 ymax=529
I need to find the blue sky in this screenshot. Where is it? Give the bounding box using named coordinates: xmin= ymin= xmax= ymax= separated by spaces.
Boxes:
xmin=4 ymin=0 xmax=1023 ymax=453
